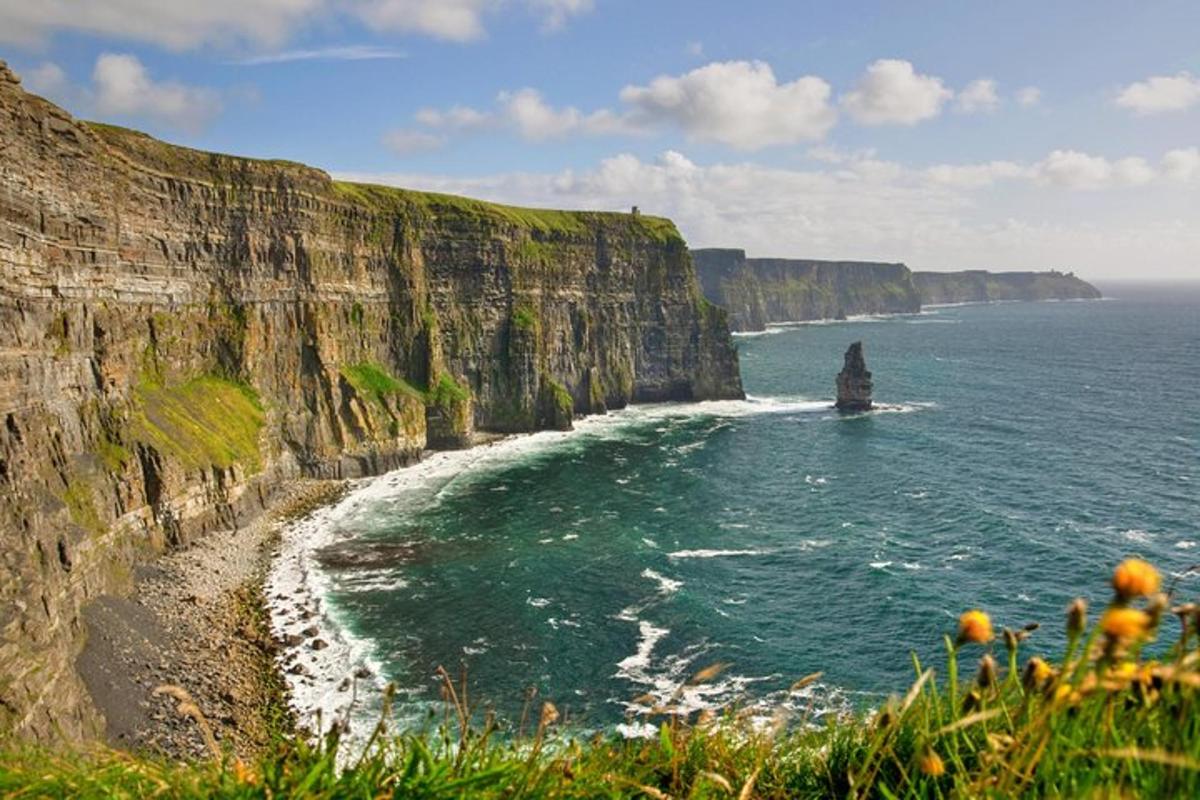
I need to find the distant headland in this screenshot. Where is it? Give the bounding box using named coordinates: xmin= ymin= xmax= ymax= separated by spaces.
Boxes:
xmin=692 ymin=248 xmax=1102 ymax=332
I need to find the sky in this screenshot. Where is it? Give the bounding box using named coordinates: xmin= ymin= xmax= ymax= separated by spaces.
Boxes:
xmin=2 ymin=1 xmax=1198 ymax=281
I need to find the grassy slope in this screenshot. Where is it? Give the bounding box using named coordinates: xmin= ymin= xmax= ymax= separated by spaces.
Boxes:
xmin=2 ymin=560 xmax=1197 ymax=798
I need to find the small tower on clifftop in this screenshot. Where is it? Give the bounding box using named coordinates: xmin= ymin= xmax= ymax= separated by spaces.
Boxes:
xmin=836 ymin=341 xmax=874 ymax=412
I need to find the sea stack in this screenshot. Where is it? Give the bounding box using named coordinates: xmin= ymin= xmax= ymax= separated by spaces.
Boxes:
xmin=836 ymin=341 xmax=873 ymax=412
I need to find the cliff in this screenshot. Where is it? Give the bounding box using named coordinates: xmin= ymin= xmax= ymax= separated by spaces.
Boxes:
xmin=691 ymin=249 xmax=922 ymax=332
xmin=913 ymin=270 xmax=1102 ymax=305
xmin=0 ymin=61 xmax=742 ymax=743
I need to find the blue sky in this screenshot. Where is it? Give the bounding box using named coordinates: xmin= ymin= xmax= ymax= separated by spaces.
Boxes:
xmin=2 ymin=1 xmax=1198 ymax=279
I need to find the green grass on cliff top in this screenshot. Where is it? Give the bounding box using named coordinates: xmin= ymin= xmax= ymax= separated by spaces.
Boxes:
xmin=331 ymin=180 xmax=683 ymax=242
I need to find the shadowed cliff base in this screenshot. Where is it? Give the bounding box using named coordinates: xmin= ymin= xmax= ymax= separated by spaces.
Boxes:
xmin=0 ymin=59 xmax=741 ymax=747
xmin=692 ymin=248 xmax=1102 ymax=331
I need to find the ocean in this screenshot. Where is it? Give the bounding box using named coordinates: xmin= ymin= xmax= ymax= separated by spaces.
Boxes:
xmin=268 ymin=285 xmax=1199 ymax=740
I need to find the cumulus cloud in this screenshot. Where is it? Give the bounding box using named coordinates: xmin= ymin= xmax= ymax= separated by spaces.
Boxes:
xmin=841 ymin=59 xmax=952 ymax=125
xmin=500 ymin=88 xmax=635 ymax=139
xmin=1115 ymin=72 xmax=1200 ymax=114
xmin=0 ymin=0 xmax=590 ymax=51
xmin=92 ymin=53 xmax=223 ymax=132
xmin=618 ymin=60 xmax=837 ymax=149
xmin=415 ymin=104 xmax=493 ymax=131
xmin=1162 ymin=147 xmax=1200 ymax=182
xmin=410 ymin=89 xmax=635 ymax=141
xmin=24 ymin=61 xmax=68 ymax=96
xmin=956 ymin=79 xmax=999 ymax=114
xmin=925 ymin=160 xmax=1029 ymax=188
xmin=333 ymin=148 xmax=1200 ymax=278
xmin=1015 ymin=86 xmax=1042 ymax=107
xmin=382 ymin=128 xmax=445 ymax=154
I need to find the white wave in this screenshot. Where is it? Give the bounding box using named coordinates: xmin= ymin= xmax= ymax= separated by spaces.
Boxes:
xmin=527 ymin=596 xmax=552 ymax=608
xmin=1122 ymin=529 xmax=1154 ymax=543
xmin=667 ymin=548 xmax=767 ymax=559
xmin=1176 ymin=541 xmax=1197 ymax=550
xmin=615 ymin=620 xmax=670 ymax=680
xmin=869 ymin=560 xmax=893 ymax=569
xmin=641 ymin=568 xmax=683 ymax=596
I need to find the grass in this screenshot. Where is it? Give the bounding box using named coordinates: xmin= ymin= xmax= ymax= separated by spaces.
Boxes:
xmin=340 ymin=362 xmax=424 ymax=407
xmin=131 ymin=375 xmax=266 ymax=473
xmin=3 ymin=559 xmax=1198 ymax=798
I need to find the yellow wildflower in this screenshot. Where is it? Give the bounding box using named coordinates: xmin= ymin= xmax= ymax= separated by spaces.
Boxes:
xmin=1112 ymin=559 xmax=1161 ymax=601
xmin=918 ymin=750 xmax=946 ymax=777
xmin=1023 ymin=656 xmax=1054 ymax=690
xmin=1101 ymin=608 xmax=1151 ymax=642
xmin=957 ymin=609 xmax=994 ymax=645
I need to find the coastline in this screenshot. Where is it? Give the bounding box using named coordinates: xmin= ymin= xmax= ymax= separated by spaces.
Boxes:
xmin=76 ymin=479 xmax=348 ymax=760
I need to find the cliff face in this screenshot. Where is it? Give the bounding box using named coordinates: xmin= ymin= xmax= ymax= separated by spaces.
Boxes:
xmin=692 ymin=249 xmax=922 ymax=332
xmin=913 ymin=270 xmax=1102 ymax=305
xmin=0 ymin=62 xmax=742 ymax=743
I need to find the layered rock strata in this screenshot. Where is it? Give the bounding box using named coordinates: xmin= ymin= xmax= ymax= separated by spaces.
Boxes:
xmin=0 ymin=61 xmax=743 ymax=743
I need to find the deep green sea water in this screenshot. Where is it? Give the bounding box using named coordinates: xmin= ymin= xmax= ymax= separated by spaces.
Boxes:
xmin=269 ymin=286 xmax=1198 ymax=737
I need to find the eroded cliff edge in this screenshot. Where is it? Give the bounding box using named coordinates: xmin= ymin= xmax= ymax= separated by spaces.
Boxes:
xmin=0 ymin=62 xmax=742 ymax=742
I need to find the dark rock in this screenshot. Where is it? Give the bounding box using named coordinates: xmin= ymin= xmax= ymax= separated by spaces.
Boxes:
xmin=835 ymin=342 xmax=873 ymax=412
xmin=310 ymin=638 xmax=328 ymax=651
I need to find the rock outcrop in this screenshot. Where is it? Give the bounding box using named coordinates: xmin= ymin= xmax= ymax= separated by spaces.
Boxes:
xmin=0 ymin=60 xmax=743 ymax=743
xmin=913 ymin=270 xmax=1101 ymax=305
xmin=692 ymin=249 xmax=922 ymax=332
xmin=835 ymin=342 xmax=873 ymax=412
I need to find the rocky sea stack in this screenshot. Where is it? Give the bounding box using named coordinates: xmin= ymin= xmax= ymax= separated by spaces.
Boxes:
xmin=835 ymin=341 xmax=873 ymax=412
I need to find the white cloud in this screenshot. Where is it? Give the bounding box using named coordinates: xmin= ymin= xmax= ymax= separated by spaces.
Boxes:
xmin=0 ymin=0 xmax=589 ymax=51
xmin=0 ymin=0 xmax=324 ymax=51
xmin=956 ymin=79 xmax=999 ymax=114
xmin=1112 ymin=157 xmax=1156 ymax=186
xmin=415 ymin=104 xmax=493 ymax=130
xmin=1015 ymin=86 xmax=1042 ymax=107
xmin=1030 ymin=150 xmax=1184 ymax=190
xmin=92 ymin=53 xmax=223 ymax=132
xmin=841 ymin=59 xmax=952 ymax=125
xmin=500 ymin=88 xmax=634 ymax=139
xmin=1034 ymin=149 xmax=1115 ymax=190
xmin=409 ymin=90 xmax=634 ymax=141
xmin=1162 ymin=147 xmax=1200 ymax=182
xmin=382 ymin=128 xmax=445 ymax=154
xmin=527 ymin=0 xmax=593 ymax=31
xmin=352 ymin=0 xmax=492 ymax=42
xmin=333 ymin=147 xmax=1200 ymax=279
xmin=619 ymin=60 xmax=837 ymax=149
xmin=24 ymin=61 xmax=68 ymax=96
xmin=233 ymin=45 xmax=407 ymax=65
xmin=925 ymin=160 xmax=1029 ymax=188
xmin=1115 ymin=72 xmax=1200 ymax=115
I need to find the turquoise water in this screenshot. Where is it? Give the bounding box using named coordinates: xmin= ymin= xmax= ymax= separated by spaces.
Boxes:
xmin=274 ymin=286 xmax=1198 ymax=734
